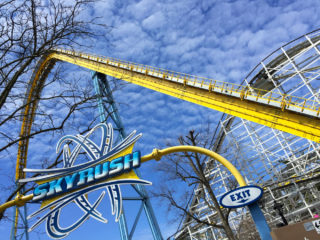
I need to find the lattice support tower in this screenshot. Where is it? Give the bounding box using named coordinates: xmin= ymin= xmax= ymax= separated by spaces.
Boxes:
xmin=92 ymin=72 xmax=163 ymax=240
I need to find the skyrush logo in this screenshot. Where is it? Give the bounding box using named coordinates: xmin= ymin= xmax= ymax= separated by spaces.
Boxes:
xmin=19 ymin=123 xmax=151 ymax=239
xmin=33 ymin=152 xmax=141 ymax=201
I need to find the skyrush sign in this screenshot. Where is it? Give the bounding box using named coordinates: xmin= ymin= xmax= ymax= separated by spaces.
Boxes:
xmin=33 ymin=152 xmax=141 ymax=201
xmin=19 ymin=123 xmax=151 ymax=239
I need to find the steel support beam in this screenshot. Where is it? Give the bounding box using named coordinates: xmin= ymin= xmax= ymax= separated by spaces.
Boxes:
xmin=92 ymin=72 xmax=163 ymax=240
xmin=10 ymin=186 xmax=29 ymax=240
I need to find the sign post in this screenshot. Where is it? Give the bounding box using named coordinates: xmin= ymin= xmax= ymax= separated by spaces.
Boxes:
xmin=220 ymin=185 xmax=272 ymax=240
xmin=248 ymin=202 xmax=272 ymax=240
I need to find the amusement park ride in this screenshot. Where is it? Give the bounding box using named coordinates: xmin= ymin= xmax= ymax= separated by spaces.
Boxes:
xmin=1 ymin=29 xmax=320 ymax=240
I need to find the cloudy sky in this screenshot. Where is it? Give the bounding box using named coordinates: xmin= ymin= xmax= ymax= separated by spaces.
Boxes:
xmin=1 ymin=0 xmax=320 ymax=239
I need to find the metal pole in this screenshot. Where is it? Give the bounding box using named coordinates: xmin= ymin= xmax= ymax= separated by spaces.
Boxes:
xmin=10 ymin=185 xmax=29 ymax=240
xmin=248 ymin=203 xmax=272 ymax=240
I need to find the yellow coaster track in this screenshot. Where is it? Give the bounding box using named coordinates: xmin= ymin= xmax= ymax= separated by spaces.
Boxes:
xmin=16 ymin=48 xmax=320 ymax=181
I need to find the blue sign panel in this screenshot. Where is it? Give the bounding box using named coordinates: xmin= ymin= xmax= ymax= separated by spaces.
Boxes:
xmin=219 ymin=185 xmax=263 ymax=208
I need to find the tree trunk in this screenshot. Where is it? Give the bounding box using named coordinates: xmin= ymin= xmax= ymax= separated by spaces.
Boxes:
xmin=205 ymin=182 xmax=237 ymax=240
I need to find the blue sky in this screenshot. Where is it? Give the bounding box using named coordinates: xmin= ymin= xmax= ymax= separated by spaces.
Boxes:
xmin=1 ymin=0 xmax=320 ymax=239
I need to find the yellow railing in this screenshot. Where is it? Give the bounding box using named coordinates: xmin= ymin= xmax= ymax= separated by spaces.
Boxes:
xmin=53 ymin=48 xmax=320 ymax=117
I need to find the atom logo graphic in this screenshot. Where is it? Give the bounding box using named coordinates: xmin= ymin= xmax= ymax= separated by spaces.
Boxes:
xmin=19 ymin=123 xmax=150 ymax=239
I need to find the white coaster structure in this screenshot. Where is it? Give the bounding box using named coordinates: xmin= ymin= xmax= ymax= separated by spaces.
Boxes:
xmin=173 ymin=29 xmax=320 ymax=240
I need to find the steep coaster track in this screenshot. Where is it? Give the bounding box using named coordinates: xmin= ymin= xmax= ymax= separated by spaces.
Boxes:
xmin=17 ymin=47 xmax=320 ymax=182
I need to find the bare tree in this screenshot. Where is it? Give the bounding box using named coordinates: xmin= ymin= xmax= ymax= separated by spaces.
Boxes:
xmin=0 ymin=0 xmax=108 ymax=150
xmin=0 ymin=0 xmax=117 ymax=223
xmin=155 ymin=128 xmax=238 ymax=240
xmin=0 ymin=0 xmax=104 ymax=108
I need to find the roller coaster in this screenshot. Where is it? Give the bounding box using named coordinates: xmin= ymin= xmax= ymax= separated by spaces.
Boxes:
xmin=173 ymin=30 xmax=320 ymax=239
xmin=2 ymin=29 xmax=320 ymax=239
